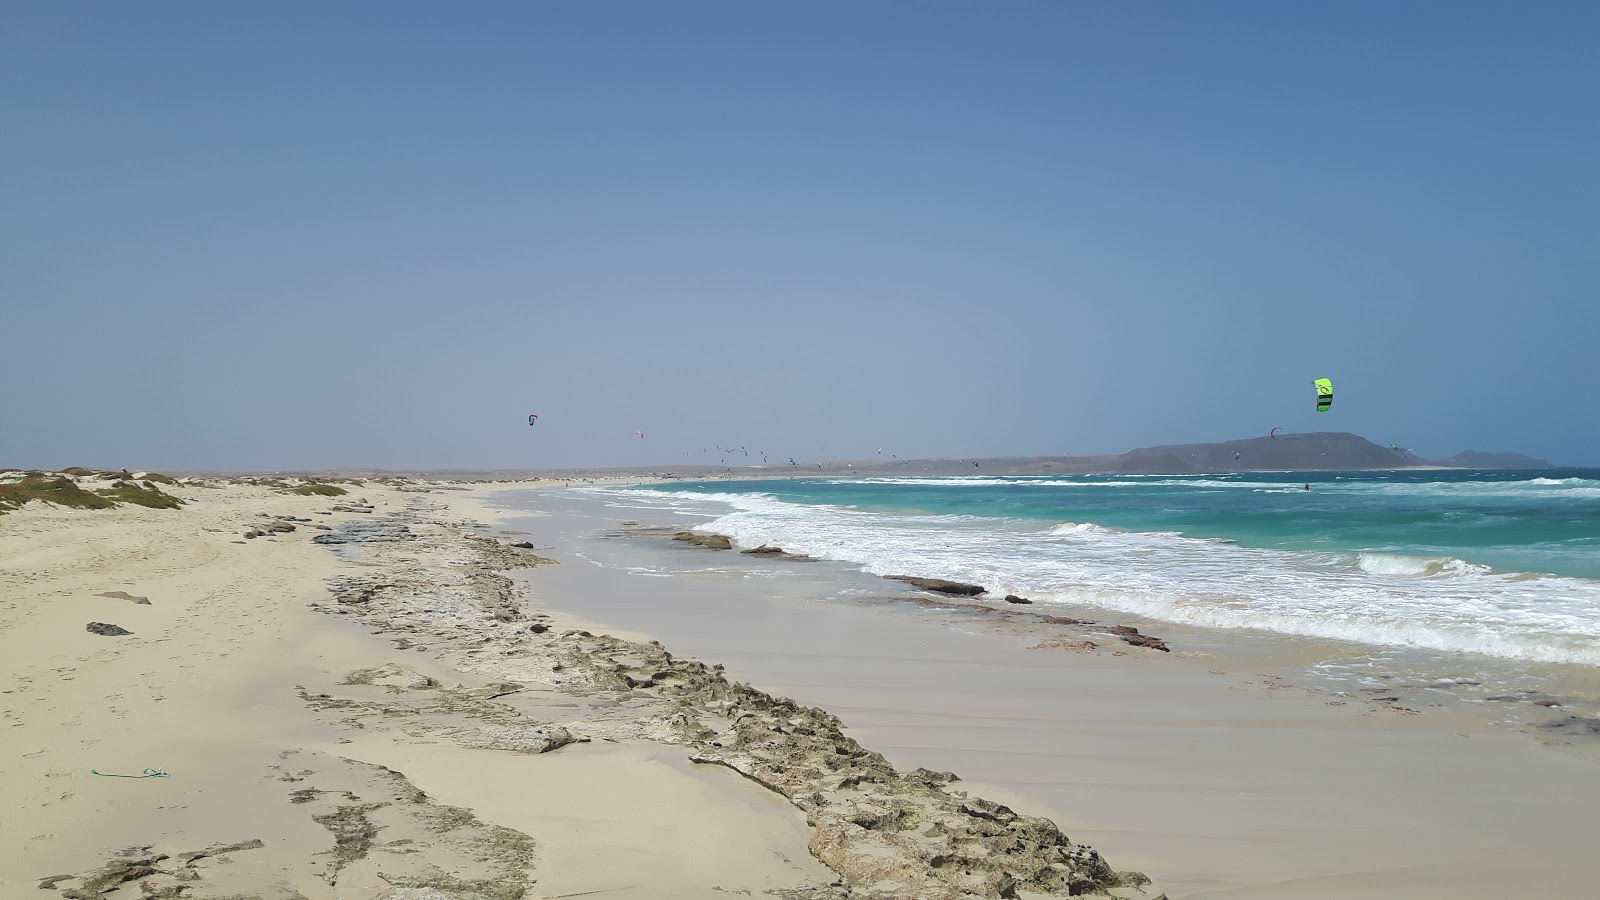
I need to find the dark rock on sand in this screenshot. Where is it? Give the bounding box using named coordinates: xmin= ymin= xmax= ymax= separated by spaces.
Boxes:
xmin=86 ymin=622 xmax=132 ymax=636
xmin=884 ymin=575 xmax=986 ymax=596
xmin=1539 ymin=715 xmax=1600 ymax=736
xmin=1109 ymin=625 xmax=1170 ymax=652
xmin=740 ymin=545 xmax=816 ymax=561
xmin=313 ymin=520 xmax=413 ymax=544
xmin=673 ymin=531 xmax=733 ymax=550
xmin=1003 ymin=594 xmax=1032 ymax=604
xmin=1042 ymin=615 xmax=1082 ymax=625
xmin=507 ymin=540 xmax=536 ymax=549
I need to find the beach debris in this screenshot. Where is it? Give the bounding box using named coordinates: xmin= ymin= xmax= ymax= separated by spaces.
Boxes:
xmin=884 ymin=575 xmax=987 ymax=596
xmin=313 ymin=520 xmax=412 ymax=544
xmin=286 ymin=752 xmax=536 ymax=894
xmin=480 ymin=682 xmax=524 ymax=700
xmin=342 ymin=664 xmax=438 ymax=690
xmin=1107 ymin=625 xmax=1170 ymax=652
xmin=176 ymin=838 xmax=264 ymax=863
xmin=1003 ymin=594 xmax=1032 ymax=604
xmin=1539 ymin=715 xmax=1600 ymax=736
xmin=1031 ymin=639 xmax=1098 ymax=652
xmin=89 ymin=767 xmax=169 ymax=778
xmin=42 ymin=838 xmax=267 ymax=899
xmin=96 ymin=590 xmax=150 ymax=605
xmin=85 ymin=622 xmax=132 ymax=636
xmin=56 ymin=851 xmax=170 ymax=898
xmin=672 ymin=531 xmax=732 ymax=550
xmin=466 ymin=724 xmax=576 ymax=754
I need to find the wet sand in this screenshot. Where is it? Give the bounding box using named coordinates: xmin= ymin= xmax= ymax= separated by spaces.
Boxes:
xmin=501 ymin=488 xmax=1600 ymax=899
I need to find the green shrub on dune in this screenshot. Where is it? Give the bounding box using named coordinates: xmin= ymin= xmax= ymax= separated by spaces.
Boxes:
xmin=100 ymin=481 xmax=185 ymax=509
xmin=287 ymin=483 xmax=347 ymax=496
xmin=0 ymin=476 xmax=120 ymax=513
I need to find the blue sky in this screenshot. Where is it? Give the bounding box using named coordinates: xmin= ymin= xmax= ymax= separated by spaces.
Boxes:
xmin=3 ymin=2 xmax=1595 ymax=470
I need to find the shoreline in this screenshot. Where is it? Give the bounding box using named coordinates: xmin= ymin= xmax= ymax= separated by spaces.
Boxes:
xmin=6 ymin=475 xmax=1598 ymax=898
xmin=1 ymin=479 xmax=1154 ymax=899
xmin=491 ymin=485 xmax=1600 ymax=898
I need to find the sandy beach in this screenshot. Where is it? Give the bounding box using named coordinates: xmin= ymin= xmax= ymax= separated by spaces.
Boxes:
xmin=1 ymin=475 xmax=1141 ymax=899
xmin=4 ymin=473 xmax=1598 ymax=899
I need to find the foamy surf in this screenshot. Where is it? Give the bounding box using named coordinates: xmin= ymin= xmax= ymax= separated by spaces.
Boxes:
xmin=590 ymin=468 xmax=1600 ymax=667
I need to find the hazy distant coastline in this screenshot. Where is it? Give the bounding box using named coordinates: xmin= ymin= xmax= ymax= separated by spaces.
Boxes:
xmin=175 ymin=431 xmax=1557 ymax=481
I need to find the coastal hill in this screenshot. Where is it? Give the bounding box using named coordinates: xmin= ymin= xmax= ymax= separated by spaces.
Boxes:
xmin=1441 ymin=450 xmax=1555 ymax=469
xmin=1112 ymin=433 xmax=1554 ymax=474
xmin=1115 ymin=431 xmax=1416 ymax=473
xmin=165 ymin=434 xmax=1553 ymax=481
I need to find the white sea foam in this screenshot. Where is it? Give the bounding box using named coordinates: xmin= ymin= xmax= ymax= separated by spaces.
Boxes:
xmin=1048 ymin=522 xmax=1115 ymax=536
xmin=592 ymin=484 xmax=1600 ymax=668
xmin=1354 ymin=553 xmax=1493 ymax=578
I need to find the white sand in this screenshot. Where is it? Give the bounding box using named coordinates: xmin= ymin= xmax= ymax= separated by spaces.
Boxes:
xmin=0 ymin=480 xmax=837 ymax=898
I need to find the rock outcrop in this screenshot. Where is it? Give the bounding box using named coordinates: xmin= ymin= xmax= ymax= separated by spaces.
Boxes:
xmin=884 ymin=576 xmax=987 ymax=596
xmin=672 ymin=531 xmax=733 ymax=550
xmin=301 ymin=499 xmax=1149 ymax=898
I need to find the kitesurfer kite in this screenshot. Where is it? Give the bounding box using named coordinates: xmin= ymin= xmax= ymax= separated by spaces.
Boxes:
xmin=1315 ymin=378 xmax=1334 ymax=412
xmin=527 ymin=414 xmax=538 ymax=426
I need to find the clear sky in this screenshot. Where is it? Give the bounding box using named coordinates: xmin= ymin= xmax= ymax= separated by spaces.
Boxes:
xmin=3 ymin=1 xmax=1595 ymax=470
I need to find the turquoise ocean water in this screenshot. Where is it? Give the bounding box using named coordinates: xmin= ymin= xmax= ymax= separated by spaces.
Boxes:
xmin=588 ymin=469 xmax=1600 ymax=670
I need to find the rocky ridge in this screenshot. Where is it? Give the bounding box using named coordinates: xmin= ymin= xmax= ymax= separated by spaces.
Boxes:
xmin=308 ymin=498 xmax=1159 ymax=899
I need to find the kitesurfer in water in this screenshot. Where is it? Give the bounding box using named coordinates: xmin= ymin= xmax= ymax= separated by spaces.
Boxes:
xmin=1303 ymin=484 xmax=1311 ymax=491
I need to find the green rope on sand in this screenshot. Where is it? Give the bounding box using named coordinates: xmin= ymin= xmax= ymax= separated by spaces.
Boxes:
xmin=90 ymin=768 xmax=169 ymax=778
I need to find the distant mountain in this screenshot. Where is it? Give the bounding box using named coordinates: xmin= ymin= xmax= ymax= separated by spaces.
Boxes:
xmin=1439 ymin=451 xmax=1554 ymax=469
xmin=1115 ymin=432 xmax=1418 ymax=473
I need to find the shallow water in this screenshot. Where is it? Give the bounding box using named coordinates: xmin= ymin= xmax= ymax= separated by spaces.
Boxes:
xmin=524 ymin=474 xmax=1600 ymax=746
